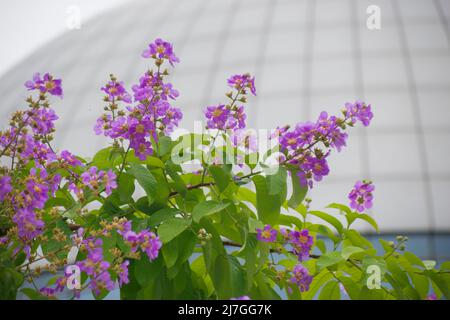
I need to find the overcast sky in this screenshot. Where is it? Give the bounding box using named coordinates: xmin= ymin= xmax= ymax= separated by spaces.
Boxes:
xmin=0 ymin=0 xmax=128 ymax=77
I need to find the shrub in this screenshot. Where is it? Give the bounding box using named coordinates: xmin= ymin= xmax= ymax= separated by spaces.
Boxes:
xmin=0 ymin=39 xmax=448 ymax=300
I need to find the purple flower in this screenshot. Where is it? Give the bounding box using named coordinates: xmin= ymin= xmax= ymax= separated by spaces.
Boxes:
xmin=142 ymin=38 xmax=180 ymax=66
xmin=231 ymin=296 xmax=251 ymax=300
xmin=81 ymin=167 xmax=117 ymax=195
xmin=289 ymin=265 xmax=312 ymax=292
xmin=231 ymin=129 xmax=257 ymax=151
xmin=344 ymin=100 xmax=373 ymax=126
xmin=427 ymin=293 xmax=437 ymax=300
xmin=0 ymin=175 xmax=12 ymax=201
xmin=94 ymin=114 xmax=112 ymax=136
xmin=12 ymin=208 xmax=44 ymax=244
xmin=90 ymin=267 xmax=115 ymax=295
xmin=101 ymin=80 xmax=131 ymax=103
xmin=139 ymin=230 xmax=162 ymax=261
xmin=161 ymin=83 xmax=179 ymax=100
xmin=25 ymin=73 xmax=63 ymax=97
xmin=39 ymin=287 xmax=56 ymax=297
xmin=227 ymin=74 xmax=256 ymax=96
xmin=316 ymin=112 xmax=348 ymax=152
xmin=27 ymin=107 xmax=59 ymax=135
xmin=348 ymin=180 xmax=375 ymax=212
xmin=204 ymin=104 xmax=246 ymax=131
xmin=256 ymin=225 xmax=277 ymax=242
xmin=288 ymin=229 xmax=313 ymax=261
xmin=59 ymin=150 xmax=82 ymax=167
xmin=205 ymin=105 xmax=230 ymax=130
xmin=118 ymin=260 xmax=130 ymax=287
xmin=121 ymin=229 xmax=162 ymax=261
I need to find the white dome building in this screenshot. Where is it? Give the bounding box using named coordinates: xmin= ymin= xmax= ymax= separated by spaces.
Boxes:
xmin=1 ymin=0 xmax=449 ymax=261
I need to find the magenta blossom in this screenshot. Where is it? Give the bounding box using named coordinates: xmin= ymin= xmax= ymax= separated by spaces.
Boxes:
xmin=289 ymin=265 xmax=312 ymax=292
xmin=28 ymin=107 xmax=59 ymax=135
xmin=231 ymin=296 xmax=251 ymax=300
xmin=142 ymin=38 xmax=180 ymax=66
xmin=227 ymin=74 xmax=256 ymax=96
xmin=25 ymin=73 xmax=63 ymax=97
xmin=348 ymin=180 xmax=375 ymax=212
xmin=101 ymin=80 xmax=131 ymax=103
xmin=59 ymin=150 xmax=82 ymax=167
xmin=344 ymin=100 xmax=373 ymax=126
xmin=283 ymin=229 xmax=314 ymax=261
xmin=0 ymin=175 xmax=12 ymax=201
xmin=118 ymin=260 xmax=130 ymax=287
xmin=80 ymin=167 xmax=117 ymax=195
xmin=256 ymin=225 xmax=277 ymax=242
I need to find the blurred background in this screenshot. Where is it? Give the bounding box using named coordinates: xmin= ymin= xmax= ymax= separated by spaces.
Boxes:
xmin=0 ymin=0 xmax=449 ymax=263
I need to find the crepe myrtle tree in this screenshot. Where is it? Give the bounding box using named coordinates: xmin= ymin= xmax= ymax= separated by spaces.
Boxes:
xmin=0 ymin=38 xmax=449 ymax=300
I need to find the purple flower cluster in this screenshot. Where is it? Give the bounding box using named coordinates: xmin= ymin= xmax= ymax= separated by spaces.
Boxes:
xmin=256 ymin=225 xmax=277 ymax=242
xmin=204 ymin=104 xmax=246 ymax=131
xmin=101 ymin=80 xmax=132 ymax=103
xmin=289 ymin=265 xmax=313 ymax=292
xmin=344 ymin=100 xmax=373 ymax=127
xmin=142 ymin=38 xmax=180 ymax=66
xmin=94 ymin=39 xmax=182 ymax=160
xmin=59 ymin=150 xmax=82 ymax=167
xmin=348 ymin=180 xmax=375 ymax=212
xmin=40 ymin=275 xmax=70 ymax=298
xmin=255 ymin=225 xmax=313 ymax=262
xmin=12 ymin=167 xmax=60 ymax=252
xmin=120 ymin=224 xmax=162 ymax=261
xmin=27 ymin=107 xmax=59 ymax=135
xmin=227 ymin=73 xmax=256 ymax=96
xmin=277 ymin=101 xmax=372 ymax=188
xmin=118 ymin=260 xmax=130 ymax=286
xmin=76 ymin=237 xmax=115 ymax=295
xmin=204 ymin=74 xmax=256 ymax=131
xmin=25 ymin=73 xmax=63 ymax=97
xmin=231 ymin=296 xmax=251 ymax=300
xmin=80 ymin=166 xmax=117 ymax=195
xmin=0 ymin=175 xmax=12 ymax=201
xmin=281 ymin=229 xmax=313 ymax=261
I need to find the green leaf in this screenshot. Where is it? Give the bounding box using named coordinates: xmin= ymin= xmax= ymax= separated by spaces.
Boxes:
xmin=165 ymin=160 xmax=187 ymax=195
xmin=303 ymin=269 xmax=333 ymax=300
xmin=316 ymin=252 xmax=344 ymax=270
xmin=423 ymin=260 xmax=436 ymax=270
xmin=319 ymin=280 xmax=341 ymax=300
xmin=237 ymin=187 xmax=257 ymax=207
xmin=192 ymin=200 xmax=230 ymax=223
xmin=327 ymin=203 xmax=352 ymax=215
xmin=277 ymin=214 xmax=303 ymax=230
xmin=133 ymin=255 xmax=164 ymax=288
xmin=92 ymin=147 xmax=113 ymax=169
xmin=288 ymin=169 xmax=308 ymax=208
xmin=209 ymin=165 xmax=232 ymax=193
xmin=253 ymin=175 xmax=283 ymax=225
xmin=356 ymin=213 xmax=379 ymax=232
xmin=267 ymin=167 xmax=287 ymax=196
xmin=309 ymin=210 xmax=344 ymax=234
xmin=147 ymin=208 xmax=179 ymax=228
xmin=404 ymin=252 xmax=425 ymax=268
xmin=127 ymin=163 xmax=158 ymax=206
xmin=158 ymin=136 xmax=173 ymax=157
xmin=338 ymin=276 xmax=361 ymax=300
xmin=347 ymin=230 xmax=373 ymax=249
xmin=157 ymin=218 xmax=191 ymax=243
xmin=162 ymin=238 xmax=179 ymax=268
xmin=21 ymin=288 xmax=48 ymax=300
xmin=116 ymin=173 xmax=135 ymax=203
xmin=342 ymin=246 xmax=365 ymax=260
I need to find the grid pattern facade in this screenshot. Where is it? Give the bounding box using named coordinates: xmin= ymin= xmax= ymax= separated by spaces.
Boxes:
xmin=0 ymin=0 xmax=449 ymax=243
